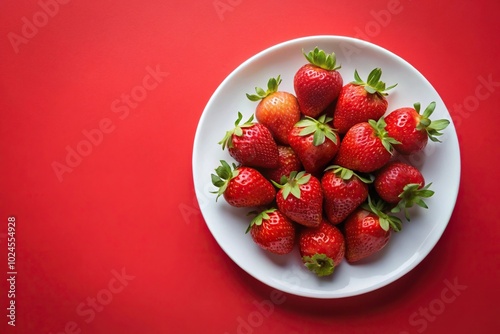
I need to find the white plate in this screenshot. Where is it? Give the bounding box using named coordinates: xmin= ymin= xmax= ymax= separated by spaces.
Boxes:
xmin=192 ymin=36 xmax=460 ymax=298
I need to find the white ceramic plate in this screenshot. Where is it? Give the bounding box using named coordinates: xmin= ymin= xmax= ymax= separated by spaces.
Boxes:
xmin=192 ymin=36 xmax=460 ymax=298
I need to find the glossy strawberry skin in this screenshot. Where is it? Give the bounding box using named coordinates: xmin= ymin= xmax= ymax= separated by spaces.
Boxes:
xmin=334 ymin=122 xmax=392 ymax=173
xmin=229 ymin=123 xmax=279 ymax=168
xmin=294 ymin=64 xmax=343 ymax=118
xmin=384 ymin=107 xmax=428 ymax=155
xmin=288 ymin=125 xmax=340 ymax=175
xmin=344 ymin=208 xmax=391 ymax=263
xmin=276 ymin=174 xmax=323 ymax=227
xmin=255 ymin=91 xmax=301 ymax=145
xmin=299 ymin=219 xmax=345 ymax=266
xmin=223 ymin=167 xmax=276 ymax=207
xmin=374 ymin=162 xmax=425 ymax=204
xmin=250 ymin=209 xmax=296 ymax=255
xmin=260 ymin=146 xmax=302 ymax=184
xmin=333 ymin=83 xmax=388 ymax=134
xmin=321 ymin=170 xmax=369 ymax=224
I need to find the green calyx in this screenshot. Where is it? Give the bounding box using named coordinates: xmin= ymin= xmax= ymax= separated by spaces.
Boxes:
xmin=324 ymin=165 xmax=373 ymax=183
xmin=246 ymin=75 xmax=282 ymax=101
xmin=364 ymin=196 xmax=402 ymax=232
xmin=245 ymin=208 xmax=276 ymax=233
xmin=303 ymin=253 xmax=335 ymax=277
xmin=413 ymin=102 xmax=450 ymax=142
xmin=272 ymin=171 xmax=310 ymax=200
xmin=352 ymin=68 xmax=397 ymax=96
xmin=210 ymin=160 xmax=239 ymax=201
xmin=303 ymin=47 xmax=341 ymax=71
xmin=218 ymin=112 xmax=254 ymax=150
xmin=391 ymin=182 xmax=435 ymax=221
xmin=294 ymin=114 xmax=338 ymax=146
xmin=368 ymin=118 xmax=401 ymax=154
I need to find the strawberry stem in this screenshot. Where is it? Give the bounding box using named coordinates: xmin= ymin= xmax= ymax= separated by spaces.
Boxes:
xmin=303 ymin=253 xmax=335 ymax=277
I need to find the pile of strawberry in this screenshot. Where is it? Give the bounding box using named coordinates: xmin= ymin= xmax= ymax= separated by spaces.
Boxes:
xmin=211 ymin=47 xmax=449 ymax=277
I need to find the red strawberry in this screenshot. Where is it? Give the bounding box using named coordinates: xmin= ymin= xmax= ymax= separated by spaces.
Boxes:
xmin=333 ymin=68 xmax=396 ymax=134
xmin=334 ymin=118 xmax=400 ymax=173
xmin=321 ymin=165 xmax=371 ymax=225
xmin=274 ymin=171 xmax=323 ymax=227
xmin=385 ymin=102 xmax=450 ymax=155
xmin=260 ymin=145 xmax=302 ymax=184
xmin=299 ymin=218 xmax=345 ymax=277
xmin=344 ymin=197 xmax=402 ymax=263
xmin=288 ymin=114 xmax=340 ymax=175
xmin=247 ymin=208 xmax=296 ymax=255
xmin=294 ymin=47 xmax=343 ymax=118
xmin=211 ymin=160 xmax=275 ymax=207
xmin=374 ymin=161 xmax=434 ymax=221
xmin=219 ymin=112 xmax=279 ymax=168
xmin=247 ymin=75 xmax=301 ymax=145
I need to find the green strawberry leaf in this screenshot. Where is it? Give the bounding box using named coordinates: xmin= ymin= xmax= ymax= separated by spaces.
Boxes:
xmin=324 ymin=165 xmax=374 ymax=184
xmin=279 ymin=171 xmax=310 ymax=200
xmin=428 ymin=119 xmax=450 ymax=131
xmin=413 ymin=102 xmax=421 ymax=113
xmin=211 ymin=174 xmax=225 ymax=188
xmin=210 ymin=160 xmax=239 ymax=201
xmin=414 ymin=101 xmax=450 ymax=142
xmin=427 ymin=119 xmax=450 ymax=142
xmin=295 ymin=115 xmax=338 ymax=146
xmin=366 ymin=196 xmax=402 ymax=232
xmin=246 ymin=75 xmax=282 ymax=101
xmin=313 ymin=131 xmax=326 ymax=146
xmin=296 ymin=171 xmax=311 ymax=184
xmin=303 ymin=47 xmax=341 ymax=71
xmin=421 ymin=101 xmax=435 ymax=118
xmin=246 ymin=208 xmax=275 ymax=233
xmin=218 ymin=112 xmax=255 ymax=150
xmin=289 ymin=184 xmax=301 ymax=199
xmin=391 ymin=182 xmax=435 ymax=221
xmin=302 ymin=253 xmax=335 ymax=277
xmin=298 ymin=125 xmax=317 ymax=136
xmin=352 ymin=68 xmax=397 ymax=96
xmin=378 ymin=217 xmax=390 ymax=231
xmin=415 ymin=102 xmax=435 ymax=132
xmin=369 ymin=118 xmax=401 ymax=154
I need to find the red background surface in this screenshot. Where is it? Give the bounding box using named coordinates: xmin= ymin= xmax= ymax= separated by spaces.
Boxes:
xmin=1 ymin=0 xmax=499 ymax=333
